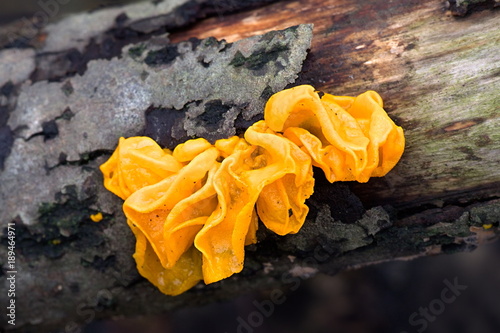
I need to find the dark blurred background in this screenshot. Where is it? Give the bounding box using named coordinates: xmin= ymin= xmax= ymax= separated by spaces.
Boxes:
xmin=84 ymin=240 xmax=500 ymax=333
xmin=1 ymin=2 xmax=500 ymax=333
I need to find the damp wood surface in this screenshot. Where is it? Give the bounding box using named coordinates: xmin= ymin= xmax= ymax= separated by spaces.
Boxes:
xmin=169 ymin=0 xmax=500 ymax=209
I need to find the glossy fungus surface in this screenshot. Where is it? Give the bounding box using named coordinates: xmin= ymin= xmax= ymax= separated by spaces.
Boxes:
xmin=99 ymin=85 xmax=405 ymax=295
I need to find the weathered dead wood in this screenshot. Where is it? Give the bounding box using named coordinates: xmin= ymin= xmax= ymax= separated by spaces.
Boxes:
xmin=169 ymin=0 xmax=500 ymax=209
xmin=0 ymin=0 xmax=498 ymax=332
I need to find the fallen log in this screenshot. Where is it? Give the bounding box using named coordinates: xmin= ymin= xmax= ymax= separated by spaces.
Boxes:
xmin=0 ymin=0 xmax=498 ymax=331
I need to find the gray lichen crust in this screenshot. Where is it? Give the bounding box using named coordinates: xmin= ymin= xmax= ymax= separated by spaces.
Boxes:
xmin=42 ymin=0 xmax=190 ymax=53
xmin=0 ymin=24 xmax=313 ymax=226
xmin=0 ymin=48 xmax=36 ymax=87
xmin=0 ymin=22 xmax=313 ymax=331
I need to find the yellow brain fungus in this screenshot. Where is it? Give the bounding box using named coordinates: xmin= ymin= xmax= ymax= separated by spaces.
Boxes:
xmin=266 ymin=85 xmax=405 ymax=183
xmin=98 ymin=85 xmax=405 ymax=295
xmin=101 ymin=136 xmax=183 ymax=200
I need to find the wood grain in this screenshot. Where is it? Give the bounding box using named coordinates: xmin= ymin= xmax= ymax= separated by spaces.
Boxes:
xmin=170 ymin=0 xmax=500 ymax=209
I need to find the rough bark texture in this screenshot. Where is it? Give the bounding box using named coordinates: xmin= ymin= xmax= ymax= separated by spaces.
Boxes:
xmin=0 ymin=0 xmax=498 ymax=332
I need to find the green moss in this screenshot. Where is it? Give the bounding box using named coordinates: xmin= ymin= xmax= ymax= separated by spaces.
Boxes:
xmin=229 ymin=43 xmax=290 ymax=71
xmin=260 ymin=85 xmax=274 ymax=100
xmin=128 ymin=44 xmax=146 ymax=59
xmin=203 ymin=37 xmax=218 ymax=47
xmin=38 ymin=202 xmax=57 ymax=216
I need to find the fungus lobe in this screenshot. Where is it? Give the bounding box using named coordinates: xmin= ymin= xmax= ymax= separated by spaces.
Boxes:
xmin=98 ymin=85 xmax=404 ymax=295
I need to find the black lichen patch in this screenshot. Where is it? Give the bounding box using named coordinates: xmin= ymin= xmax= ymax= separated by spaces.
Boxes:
xmin=195 ymin=37 xmax=231 ymax=67
xmin=109 ymin=23 xmax=142 ymax=40
xmin=260 ymin=85 xmax=274 ymax=100
xmin=405 ymin=42 xmax=416 ymax=51
xmin=0 ymin=91 xmax=14 ymax=170
xmin=144 ymin=45 xmax=180 ymax=66
xmin=25 ymin=108 xmax=76 ymax=145
xmin=140 ymin=70 xmax=149 ymax=81
xmin=59 ymin=152 xmax=68 ymax=164
xmin=262 ymin=25 xmax=299 ymax=43
xmin=4 ymin=223 xmax=67 ymax=259
xmin=447 ymin=0 xmax=498 ymax=16
xmin=31 ymin=36 xmax=132 ymax=82
xmin=0 ymin=187 xmax=107 ymax=259
xmin=0 ymin=105 xmax=9 ymax=127
xmin=0 ymin=125 xmax=14 ymax=170
xmin=195 ymin=100 xmax=230 ymax=132
xmin=1 ymin=81 xmax=15 ymax=97
xmin=115 ymin=13 xmax=129 ymax=26
xmin=198 ymin=56 xmax=211 ymax=68
xmin=42 ymin=120 xmax=59 ymax=141
xmin=229 ymin=41 xmax=289 ymax=72
xmin=229 ymin=51 xmax=246 ymax=67
xmin=66 ymin=49 xmax=85 ymax=72
xmin=61 ymin=80 xmax=74 ymax=96
xmin=218 ymin=41 xmax=232 ymax=53
xmin=3 ymin=36 xmax=33 ymax=49
xmin=202 ymin=36 xmax=219 ymax=48
xmin=89 ymin=36 xmax=122 ymax=61
xmin=188 ymin=37 xmax=202 ymax=51
xmin=59 ymin=107 xmax=75 ymax=121
xmin=234 ymin=112 xmax=262 ymax=137
xmin=26 ymin=119 xmax=61 ymax=142
xmin=31 ymin=49 xmax=83 ymax=82
xmin=45 ymin=149 xmax=112 ymax=175
xmin=142 ymin=105 xmax=190 ymax=149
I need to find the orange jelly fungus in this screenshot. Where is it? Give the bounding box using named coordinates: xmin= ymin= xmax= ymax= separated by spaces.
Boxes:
xmin=99 ymin=85 xmax=404 ymax=295
xmin=90 ymin=212 xmax=103 ymax=222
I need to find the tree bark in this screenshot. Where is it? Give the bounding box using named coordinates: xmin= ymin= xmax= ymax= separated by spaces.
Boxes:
xmin=0 ymin=0 xmax=498 ymax=332
xmin=169 ymin=0 xmax=500 ymax=209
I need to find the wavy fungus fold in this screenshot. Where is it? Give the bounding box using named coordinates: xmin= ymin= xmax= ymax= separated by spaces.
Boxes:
xmin=99 ymin=85 xmax=405 ymax=295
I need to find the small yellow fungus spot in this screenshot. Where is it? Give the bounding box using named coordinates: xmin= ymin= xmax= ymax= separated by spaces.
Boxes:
xmin=90 ymin=212 xmax=103 ymax=222
xmin=51 ymin=239 xmax=61 ymax=245
xmin=98 ymin=85 xmax=405 ymax=295
xmin=483 ymin=224 xmax=493 ymax=230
